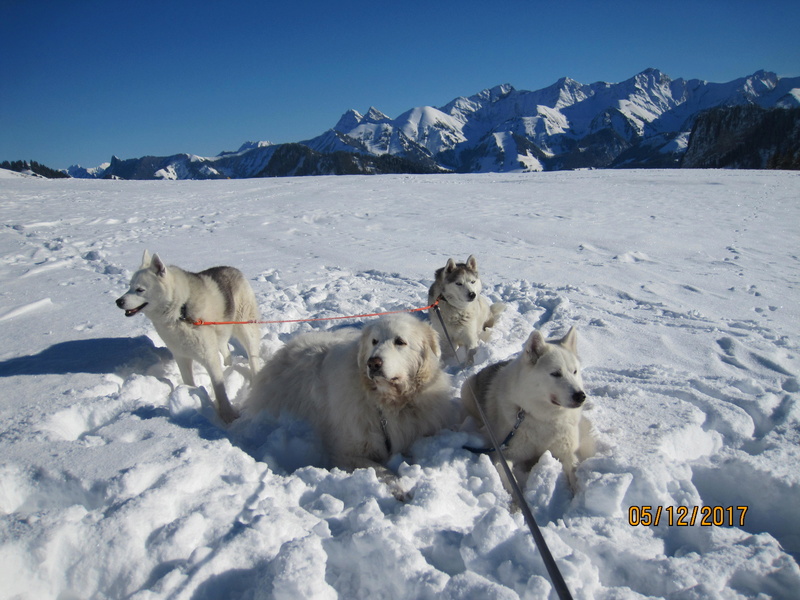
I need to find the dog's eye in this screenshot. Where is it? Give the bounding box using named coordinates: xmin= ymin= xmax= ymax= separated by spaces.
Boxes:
xmin=551 ymin=370 xmax=563 ymax=378
xmin=136 ymin=288 xmax=145 ymax=293
xmin=573 ymin=369 xmax=578 ymax=375
xmin=372 ymin=339 xmax=379 ymax=346
xmin=455 ymin=282 xmax=463 ymax=286
xmin=394 ymin=337 xmax=407 ymax=347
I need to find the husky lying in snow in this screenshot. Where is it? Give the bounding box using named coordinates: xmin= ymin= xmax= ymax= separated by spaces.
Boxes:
xmin=247 ymin=313 xmax=453 ymax=481
xmin=428 ymin=255 xmax=505 ymax=364
xmin=461 ymin=327 xmax=591 ymax=490
xmin=116 ymin=250 xmax=261 ymax=423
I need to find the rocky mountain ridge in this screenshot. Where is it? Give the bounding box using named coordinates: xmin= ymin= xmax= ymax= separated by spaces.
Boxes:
xmin=67 ymin=68 xmax=800 ymax=179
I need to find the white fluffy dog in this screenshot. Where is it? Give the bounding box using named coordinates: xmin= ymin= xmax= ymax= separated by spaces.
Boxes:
xmin=247 ymin=313 xmax=453 ymax=477
xmin=461 ymin=327 xmax=591 ymax=490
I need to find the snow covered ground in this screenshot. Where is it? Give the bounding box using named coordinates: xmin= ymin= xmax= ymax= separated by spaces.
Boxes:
xmin=1 ymin=168 xmax=798 ymax=599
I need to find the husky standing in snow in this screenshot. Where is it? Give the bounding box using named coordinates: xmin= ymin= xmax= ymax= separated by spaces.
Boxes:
xmin=428 ymin=255 xmax=505 ymax=364
xmin=461 ymin=327 xmax=592 ymax=490
xmin=116 ymin=250 xmax=261 ymax=423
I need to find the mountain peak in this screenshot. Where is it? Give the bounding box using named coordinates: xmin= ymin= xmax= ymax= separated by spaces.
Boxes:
xmin=363 ymin=107 xmax=390 ymax=123
xmin=334 ymin=109 xmax=364 ymax=132
xmin=542 ymin=76 xmax=588 ymax=109
xmin=462 ymin=84 xmax=515 ymax=106
xmin=751 ymin=69 xmax=775 ymax=79
xmin=238 ymin=140 xmax=272 ymax=152
xmin=631 ymin=68 xmax=672 ymax=86
xmin=747 ymin=69 xmax=778 ymax=87
xmin=215 ymin=141 xmax=272 ymax=157
xmin=487 ymin=83 xmax=515 ymax=100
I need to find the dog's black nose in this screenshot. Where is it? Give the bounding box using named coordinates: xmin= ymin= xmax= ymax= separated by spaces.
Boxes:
xmin=573 ymin=391 xmax=586 ymax=405
xmin=368 ymin=356 xmax=383 ymax=374
xmin=116 ymin=297 xmax=125 ymax=308
xmin=467 ymin=291 xmax=477 ymax=301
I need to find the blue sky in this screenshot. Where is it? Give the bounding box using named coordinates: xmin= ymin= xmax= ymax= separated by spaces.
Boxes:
xmin=2 ymin=0 xmax=798 ymax=169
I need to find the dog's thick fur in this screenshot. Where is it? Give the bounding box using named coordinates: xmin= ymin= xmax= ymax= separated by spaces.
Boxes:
xmin=461 ymin=327 xmax=590 ymax=490
xmin=116 ymin=250 xmax=260 ymax=423
xmin=247 ymin=314 xmax=453 ymax=475
xmin=428 ymin=255 xmax=505 ymax=363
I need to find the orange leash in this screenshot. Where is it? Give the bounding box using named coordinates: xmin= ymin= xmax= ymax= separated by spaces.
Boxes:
xmin=191 ymin=299 xmax=439 ymax=326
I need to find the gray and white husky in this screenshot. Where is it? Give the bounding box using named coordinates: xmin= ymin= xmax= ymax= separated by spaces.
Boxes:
xmin=116 ymin=250 xmax=261 ymax=423
xmin=461 ymin=327 xmax=592 ymax=490
xmin=428 ymin=255 xmax=505 ymax=364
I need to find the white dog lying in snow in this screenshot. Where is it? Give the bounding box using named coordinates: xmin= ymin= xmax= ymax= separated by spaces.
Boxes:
xmin=247 ymin=313 xmax=454 ymax=480
xmin=461 ymin=327 xmax=593 ymax=490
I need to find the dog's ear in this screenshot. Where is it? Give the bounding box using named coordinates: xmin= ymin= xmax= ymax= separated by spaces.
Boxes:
xmin=424 ymin=321 xmax=441 ymax=359
xmin=140 ymin=249 xmax=152 ymax=267
xmin=559 ymin=326 xmax=578 ymax=354
xmin=357 ymin=323 xmax=374 ymax=372
xmin=466 ymin=255 xmax=478 ymax=271
xmin=524 ymin=330 xmax=548 ymax=362
xmin=416 ymin=322 xmax=442 ymax=385
xmin=151 ymin=253 xmax=168 ymax=277
xmin=445 ymin=258 xmax=457 ymax=273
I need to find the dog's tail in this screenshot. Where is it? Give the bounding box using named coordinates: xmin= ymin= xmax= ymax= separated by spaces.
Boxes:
xmin=483 ymin=302 xmax=506 ymax=330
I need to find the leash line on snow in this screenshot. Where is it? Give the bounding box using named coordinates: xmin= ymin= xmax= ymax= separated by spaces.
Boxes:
xmin=190 ymin=299 xmax=440 ymax=327
xmin=433 ymin=304 xmax=574 ymax=600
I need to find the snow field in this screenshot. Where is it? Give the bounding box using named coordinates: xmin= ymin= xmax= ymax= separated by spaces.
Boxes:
xmin=0 ymin=169 xmax=799 ymax=599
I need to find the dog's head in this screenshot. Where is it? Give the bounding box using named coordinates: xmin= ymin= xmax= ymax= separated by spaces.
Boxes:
xmin=358 ymin=313 xmax=443 ymax=406
xmin=435 ymin=255 xmax=482 ymax=308
xmin=520 ymin=326 xmax=586 ymax=410
xmin=115 ymin=250 xmax=170 ymax=317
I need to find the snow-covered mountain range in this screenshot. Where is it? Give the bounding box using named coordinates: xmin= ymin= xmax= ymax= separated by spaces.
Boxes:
xmin=70 ymin=68 xmax=800 ymax=179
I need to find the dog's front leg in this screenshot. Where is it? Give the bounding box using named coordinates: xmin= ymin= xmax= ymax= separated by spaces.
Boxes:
xmin=491 ymin=453 xmax=521 ymax=496
xmin=219 ymin=339 xmax=233 ymax=367
xmin=550 ymin=447 xmax=578 ymax=491
xmin=465 ymin=346 xmax=478 ymax=366
xmin=211 ymin=382 xmax=238 ymax=424
xmin=202 ymin=356 xmax=239 ymax=424
xmin=462 ymin=326 xmax=481 ymax=366
xmin=175 ymin=356 xmax=196 ymax=387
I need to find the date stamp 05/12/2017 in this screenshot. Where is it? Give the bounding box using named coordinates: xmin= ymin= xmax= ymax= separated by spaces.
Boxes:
xmin=628 ymin=505 xmax=749 ymax=527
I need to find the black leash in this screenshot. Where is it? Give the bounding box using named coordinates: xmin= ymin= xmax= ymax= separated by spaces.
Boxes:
xmin=433 ymin=304 xmax=574 ymax=600
xmin=463 ymin=408 xmax=526 ymax=454
xmin=379 ymin=410 xmax=392 ymax=455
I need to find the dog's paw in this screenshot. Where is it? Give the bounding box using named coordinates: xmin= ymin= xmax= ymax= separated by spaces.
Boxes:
xmin=388 ymin=480 xmax=414 ymax=503
xmin=218 ymin=403 xmax=240 ymax=424
xmin=565 ymin=466 xmax=578 ymax=493
xmin=373 ymin=466 xmax=413 ymax=502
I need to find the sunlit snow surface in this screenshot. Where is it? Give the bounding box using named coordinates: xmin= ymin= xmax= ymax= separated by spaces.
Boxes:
xmin=1 ymin=169 xmax=799 ymax=599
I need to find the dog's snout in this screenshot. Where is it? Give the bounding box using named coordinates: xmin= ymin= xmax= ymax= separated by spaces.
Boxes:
xmin=116 ymin=297 xmax=125 ymax=308
xmin=573 ymin=390 xmax=586 ymax=405
xmin=368 ymin=356 xmax=383 ymax=374
xmin=467 ymin=291 xmax=477 ymax=301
